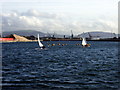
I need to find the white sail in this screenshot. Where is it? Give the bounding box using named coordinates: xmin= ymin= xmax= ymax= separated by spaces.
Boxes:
xmin=38 ymin=34 xmax=44 ymax=47
xmin=82 ymin=38 xmax=87 ymax=46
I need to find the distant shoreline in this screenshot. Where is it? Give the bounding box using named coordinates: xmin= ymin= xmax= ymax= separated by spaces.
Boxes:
xmin=1 ymin=39 xmax=120 ymax=43
xmin=1 ymin=34 xmax=120 ymax=43
xmin=41 ymin=38 xmax=120 ymax=42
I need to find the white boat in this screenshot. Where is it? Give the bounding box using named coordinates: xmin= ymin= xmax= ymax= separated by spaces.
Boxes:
xmin=82 ymin=38 xmax=87 ymax=46
xmin=38 ymin=34 xmax=45 ymax=49
xmin=82 ymin=37 xmax=90 ymax=47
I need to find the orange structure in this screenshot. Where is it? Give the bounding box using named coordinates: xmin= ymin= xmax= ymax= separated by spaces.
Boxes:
xmin=0 ymin=38 xmax=14 ymax=41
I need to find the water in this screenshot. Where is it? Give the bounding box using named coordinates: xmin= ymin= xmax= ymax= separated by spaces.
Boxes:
xmin=2 ymin=41 xmax=119 ymax=89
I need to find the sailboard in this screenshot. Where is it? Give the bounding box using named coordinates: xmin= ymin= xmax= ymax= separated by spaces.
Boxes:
xmin=82 ymin=37 xmax=90 ymax=47
xmin=38 ymin=34 xmax=45 ymax=49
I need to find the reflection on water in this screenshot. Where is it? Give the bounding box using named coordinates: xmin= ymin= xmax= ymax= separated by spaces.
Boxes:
xmin=2 ymin=41 xmax=119 ymax=89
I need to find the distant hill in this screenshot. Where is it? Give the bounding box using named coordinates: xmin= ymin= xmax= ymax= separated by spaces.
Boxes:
xmin=2 ymin=30 xmax=65 ymax=38
xmin=78 ymin=31 xmax=118 ymax=39
xmin=2 ymin=30 xmax=46 ymax=37
xmin=2 ymin=30 xmax=118 ymax=39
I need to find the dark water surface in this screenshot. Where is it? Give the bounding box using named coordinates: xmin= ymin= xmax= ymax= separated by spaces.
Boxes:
xmin=2 ymin=41 xmax=119 ymax=89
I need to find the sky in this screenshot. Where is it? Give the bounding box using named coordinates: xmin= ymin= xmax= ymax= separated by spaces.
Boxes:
xmin=0 ymin=0 xmax=119 ymax=35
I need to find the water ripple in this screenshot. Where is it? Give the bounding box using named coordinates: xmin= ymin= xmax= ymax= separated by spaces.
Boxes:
xmin=2 ymin=41 xmax=119 ymax=89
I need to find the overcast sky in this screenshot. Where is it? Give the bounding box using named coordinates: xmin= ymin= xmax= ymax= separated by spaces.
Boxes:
xmin=0 ymin=0 xmax=119 ymax=35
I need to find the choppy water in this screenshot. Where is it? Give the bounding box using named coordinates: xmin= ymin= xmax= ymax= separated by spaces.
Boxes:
xmin=2 ymin=41 xmax=120 ymax=89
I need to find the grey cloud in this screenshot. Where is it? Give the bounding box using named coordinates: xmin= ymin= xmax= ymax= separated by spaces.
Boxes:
xmin=1 ymin=9 xmax=118 ymax=35
xmin=21 ymin=9 xmax=56 ymax=19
